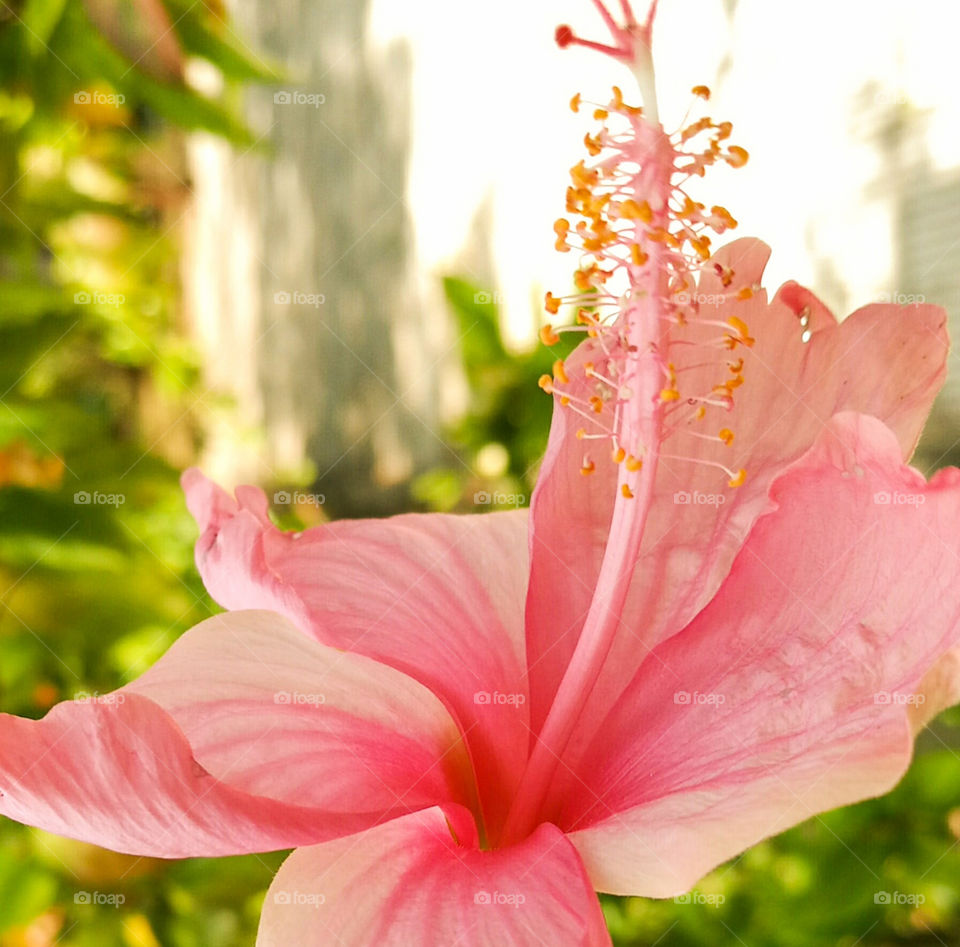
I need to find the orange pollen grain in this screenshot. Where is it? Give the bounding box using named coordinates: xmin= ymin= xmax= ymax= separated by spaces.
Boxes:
xmin=728 ymin=468 xmax=747 ymax=488
xmin=540 ymin=324 xmax=560 ymax=346
xmin=621 ymin=483 xmax=634 ymax=499
xmin=725 ymin=146 xmax=749 ymax=168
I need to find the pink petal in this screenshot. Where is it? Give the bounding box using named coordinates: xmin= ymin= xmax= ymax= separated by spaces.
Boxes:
xmin=182 ymin=473 xmax=531 ymax=834
xmin=525 ymin=240 xmax=949 ymax=757
xmin=257 ymin=807 xmax=610 ymax=946
xmin=560 ymin=413 xmax=960 ymax=895
xmin=125 ymin=610 xmax=475 ymax=821
xmin=0 ymin=693 xmax=352 ymax=858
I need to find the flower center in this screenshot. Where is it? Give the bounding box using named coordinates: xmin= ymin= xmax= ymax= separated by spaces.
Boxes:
xmin=538 ymin=82 xmax=754 ymax=489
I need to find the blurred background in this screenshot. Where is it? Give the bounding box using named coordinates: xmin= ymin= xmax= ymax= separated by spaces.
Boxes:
xmin=1 ymin=0 xmax=960 ymax=943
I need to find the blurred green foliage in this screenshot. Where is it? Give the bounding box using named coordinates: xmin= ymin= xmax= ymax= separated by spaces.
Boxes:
xmin=411 ymin=277 xmax=576 ymax=512
xmin=0 ymin=0 xmax=284 ymax=943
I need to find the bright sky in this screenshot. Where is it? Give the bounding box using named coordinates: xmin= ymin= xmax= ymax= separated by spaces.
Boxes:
xmin=369 ymin=0 xmax=960 ymax=345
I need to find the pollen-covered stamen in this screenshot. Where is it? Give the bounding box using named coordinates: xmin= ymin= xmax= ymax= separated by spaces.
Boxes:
xmin=541 ymin=76 xmax=754 ymax=473
xmin=662 ymin=452 xmax=747 ymax=488
xmin=504 ymin=0 xmax=759 ymax=848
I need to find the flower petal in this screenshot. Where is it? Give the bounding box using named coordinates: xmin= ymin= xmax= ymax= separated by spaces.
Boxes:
xmin=257 ymin=807 xmax=610 ymax=946
xmin=561 ymin=413 xmax=960 ymax=895
xmin=525 ymin=240 xmax=948 ymax=754
xmin=125 ymin=610 xmax=475 ymax=822
xmin=0 ymin=692 xmax=349 ymax=858
xmin=182 ymin=475 xmax=531 ymax=835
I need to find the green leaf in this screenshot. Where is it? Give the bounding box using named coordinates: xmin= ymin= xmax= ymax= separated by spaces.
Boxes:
xmin=19 ymin=0 xmax=69 ymax=55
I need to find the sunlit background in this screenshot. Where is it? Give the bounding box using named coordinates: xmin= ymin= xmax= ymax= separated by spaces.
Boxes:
xmin=1 ymin=0 xmax=960 ymax=943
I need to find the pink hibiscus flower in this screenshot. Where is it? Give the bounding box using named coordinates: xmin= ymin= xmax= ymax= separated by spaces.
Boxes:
xmin=2 ymin=2 xmax=959 ymax=944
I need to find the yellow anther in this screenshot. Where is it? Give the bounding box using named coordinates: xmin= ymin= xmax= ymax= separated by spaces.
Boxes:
xmin=576 ymin=428 xmax=587 ymax=440
xmin=538 ymin=374 xmax=554 ymax=393
xmin=618 ymin=199 xmax=653 ymax=222
xmin=612 ymin=446 xmax=626 ymax=464
xmin=718 ymin=428 xmax=734 ymax=446
xmin=728 ymin=358 xmax=744 ymax=373
xmin=625 ymin=454 xmax=643 ymax=472
xmin=539 ymin=324 xmax=560 ymax=346
xmin=584 ymin=132 xmax=602 ymax=156
xmin=660 ymin=388 xmax=680 ymax=402
xmin=593 ymin=108 xmax=608 ymax=120
xmin=715 ymin=121 xmax=732 ymax=140
xmin=727 ymin=316 xmax=755 ymax=346
xmin=580 ymin=459 xmax=596 ymax=476
xmin=691 ymin=85 xmax=711 ymax=100
xmin=612 ymin=85 xmax=624 ymax=109
xmin=725 ymin=146 xmax=749 ymax=168
xmin=560 ymin=396 xmax=570 ymax=405
xmin=553 ymin=359 xmax=569 ymax=384
xmin=570 ymin=93 xmax=582 ymax=113
xmin=570 ymin=160 xmax=599 ymax=188
xmin=736 ymin=286 xmax=754 ymax=300
xmin=681 ymin=116 xmax=712 ymax=143
xmin=589 ymin=395 xmax=604 ymax=413
xmin=726 ymin=374 xmax=744 ymax=389
xmin=621 ymin=483 xmax=634 ymax=499
xmin=695 ymin=405 xmax=706 ymax=419
xmin=713 ymin=263 xmax=735 ymax=287
xmin=545 ymin=292 xmax=561 ymax=314
xmin=728 ymin=468 xmax=747 ymax=488
xmin=711 ymin=205 xmax=738 ymax=229
xmin=690 ymin=236 xmax=712 ymax=261
xmin=630 ymin=244 xmax=649 ymax=266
